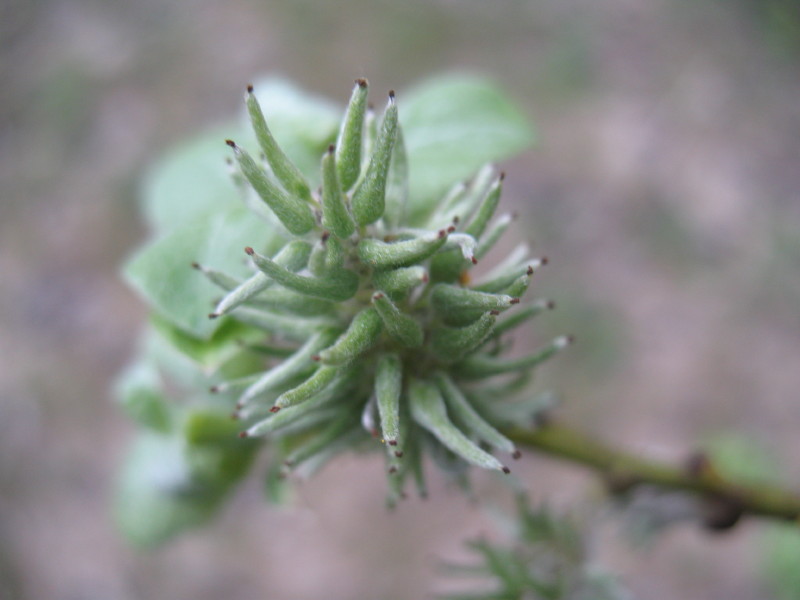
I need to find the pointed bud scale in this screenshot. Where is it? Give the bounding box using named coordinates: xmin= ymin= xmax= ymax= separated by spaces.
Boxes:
xmin=231 ymin=306 xmax=338 ymax=342
xmin=375 ymin=353 xmax=402 ymax=446
xmin=351 ymin=92 xmax=398 ymax=226
xmin=238 ymin=329 xmax=340 ymax=408
xmin=372 ymin=292 xmax=424 ymax=347
xmin=463 ymin=174 xmax=503 ymax=240
xmin=209 ymin=373 xmax=262 ymax=395
xmin=192 ymin=262 xmax=241 ymax=291
xmin=335 ymin=79 xmax=369 ymax=192
xmin=430 ymin=311 xmax=496 ymax=362
xmin=285 ymin=411 xmax=358 ymax=468
xmin=247 ymin=247 xmax=358 ymax=301
xmin=358 ymin=229 xmax=448 ymax=269
xmin=372 ymin=266 xmax=428 ymax=301
xmin=501 ymin=272 xmax=532 ymax=299
xmin=382 ymin=125 xmax=408 ymax=230
xmin=212 ymin=240 xmax=313 ymax=316
xmin=247 ymin=288 xmax=336 ymax=317
xmin=244 ymin=367 xmax=360 ymax=437
xmin=408 ymin=377 xmax=507 ymax=472
xmin=457 ymin=336 xmax=573 ymax=379
xmin=474 ymin=213 xmax=514 ymax=260
xmin=321 ymin=146 xmax=356 ymax=238
xmin=434 ymin=372 xmax=517 ymax=455
xmin=317 ymin=307 xmax=383 ymax=366
xmin=274 ymin=365 xmax=339 ymax=409
xmin=245 ymin=87 xmax=312 ymax=202
xmin=431 ymin=283 xmax=516 ymax=314
xmin=227 ymin=141 xmax=314 ymax=235
xmin=473 ymin=259 xmax=544 ymax=294
xmin=488 ymin=299 xmax=555 ymax=340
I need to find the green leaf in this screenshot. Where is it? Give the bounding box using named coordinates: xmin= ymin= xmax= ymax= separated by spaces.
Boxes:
xmin=124 ymin=206 xmax=285 ymax=339
xmin=150 ymin=312 xmax=262 ymax=370
xmin=400 ymin=74 xmax=534 ymax=224
xmin=114 ymin=431 xmax=256 ymax=548
xmin=140 ymin=122 xmax=253 ymax=234
xmin=114 ymin=360 xmax=173 ymax=433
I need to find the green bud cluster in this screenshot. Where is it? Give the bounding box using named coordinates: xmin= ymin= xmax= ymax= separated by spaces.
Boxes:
xmin=187 ymin=78 xmax=569 ymax=503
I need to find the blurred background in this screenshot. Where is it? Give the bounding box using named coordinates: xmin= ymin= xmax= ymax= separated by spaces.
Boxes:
xmin=1 ymin=0 xmax=799 ymax=598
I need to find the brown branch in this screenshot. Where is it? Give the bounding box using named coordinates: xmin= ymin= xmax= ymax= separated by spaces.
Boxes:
xmin=505 ymin=421 xmax=800 ymax=528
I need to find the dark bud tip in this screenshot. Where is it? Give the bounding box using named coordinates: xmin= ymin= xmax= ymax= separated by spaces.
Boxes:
xmin=501 ymin=466 xmax=511 ymax=474
xmin=311 ymin=354 xmax=321 ymax=362
xmin=388 ymin=439 xmax=397 ymax=446
xmin=388 ymin=466 xmax=398 ymax=474
xmin=225 ymin=139 xmax=236 ymax=148
xmin=566 ymin=335 xmax=576 ymax=344
xmin=373 ymin=292 xmax=384 ymax=300
xmin=388 ymin=89 xmax=395 ymax=99
xmin=394 ymin=450 xmax=404 ymax=458
xmin=540 ymin=256 xmax=549 ymax=266
xmin=527 ymin=265 xmax=534 ymax=275
xmin=447 ymin=225 xmax=456 ymax=233
xmin=208 ymin=313 xmax=219 ymax=319
xmin=471 ymin=256 xmax=478 ymax=265
xmin=510 ymin=298 xmax=520 ymax=305
xmin=489 ymin=310 xmax=500 ymax=316
xmin=209 ymin=385 xmax=219 ymax=393
xmin=499 ymin=171 xmax=506 ymax=181
xmin=246 ymin=84 xmax=254 ymax=93
xmin=238 ymin=431 xmax=249 ymax=439
xmin=512 ymin=450 xmax=522 ymax=460
xmin=686 ymin=451 xmax=712 ymax=478
xmin=437 ymin=229 xmax=447 ymax=239
xmin=452 ymin=215 xmax=460 ymax=224
xmin=321 ymin=231 xmax=331 ymax=243
xmin=546 ymin=300 xmax=556 ymax=310
xmin=269 ymin=406 xmax=281 ymax=413
xmin=191 ymin=262 xmax=201 ymax=269
xmin=327 ymin=143 xmax=335 ymax=154
xmin=421 ymin=273 xmax=429 ymax=283
xmin=244 ymin=246 xmax=255 ymax=255
xmin=356 ymin=78 xmax=368 ymax=88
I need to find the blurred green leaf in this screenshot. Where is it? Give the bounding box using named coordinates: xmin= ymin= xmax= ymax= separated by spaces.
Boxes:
xmin=114 ymin=361 xmax=173 ymax=433
xmin=114 ymin=430 xmax=257 ymax=548
xmin=762 ymin=524 xmax=800 ymax=600
xmin=401 ymin=74 xmax=535 ymax=224
xmin=124 ymin=206 xmax=280 ymax=339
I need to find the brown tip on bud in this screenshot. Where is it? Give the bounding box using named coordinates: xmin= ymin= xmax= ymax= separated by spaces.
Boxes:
xmin=421 ymin=273 xmax=430 ymax=283
xmin=394 ymin=450 xmax=404 ymax=458
xmin=209 ymin=385 xmax=219 ymax=393
xmin=269 ymin=406 xmax=281 ymax=413
xmin=501 ymin=466 xmax=511 ymax=474
xmin=489 ymin=310 xmax=500 ymax=316
xmin=388 ymin=89 xmax=395 ymax=99
xmin=235 ymin=400 xmax=243 ymax=409
xmin=511 ymin=211 xmax=519 ymax=220
xmin=191 ymin=262 xmax=201 ymax=269
xmin=527 ymin=265 xmax=534 ymax=275
xmin=438 ymin=229 xmax=447 ymax=239
xmin=208 ymin=313 xmax=219 ymax=319
xmin=244 ymin=246 xmax=255 ymax=255
xmin=447 ymin=225 xmax=456 ymax=233
xmin=225 ymin=139 xmax=236 ymax=148
xmin=452 ymin=215 xmax=460 ymax=224
xmin=356 ymin=78 xmax=368 ymax=88
xmin=471 ymin=256 xmax=479 ymax=265
xmin=512 ymin=450 xmax=522 ymax=460
xmin=686 ymin=451 xmax=712 ymax=478
xmin=311 ymin=354 xmax=321 ymax=362
xmin=373 ymin=292 xmax=384 ymax=300
xmin=510 ymin=298 xmax=520 ymax=305
xmin=540 ymin=256 xmax=549 ymax=265
xmin=321 ymin=231 xmax=331 ymax=243
xmin=499 ymin=171 xmax=506 ymax=181
xmin=238 ymin=431 xmax=249 ymax=439
xmin=566 ymin=335 xmax=576 ymax=344
xmin=388 ymin=466 xmax=398 ymax=474
xmin=246 ymin=84 xmax=254 ymax=93
xmin=546 ymin=300 xmax=556 ymax=310
xmin=388 ymin=439 xmax=397 ymax=446
xmin=327 ymin=144 xmax=336 ymax=155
